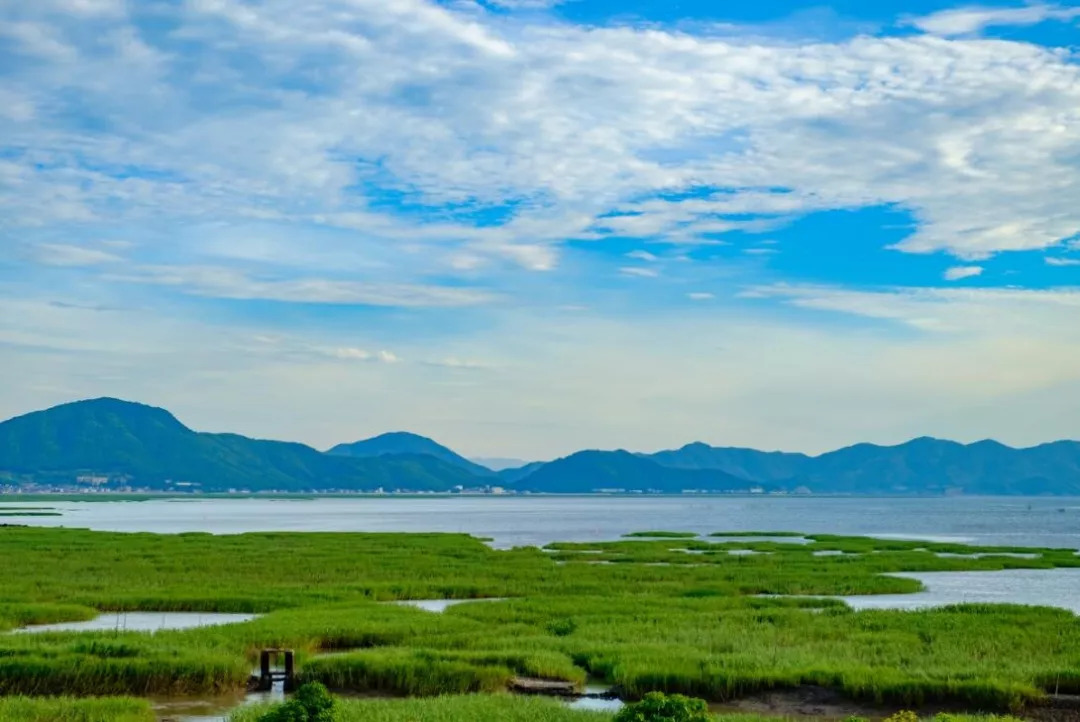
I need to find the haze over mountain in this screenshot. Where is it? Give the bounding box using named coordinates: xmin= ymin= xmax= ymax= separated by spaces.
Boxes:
xmin=1 ymin=398 xmax=1079 ymax=495
xmin=328 ymin=432 xmax=493 ymax=476
xmin=517 ymin=450 xmax=754 ymax=494
xmin=470 ymin=457 xmax=531 ymax=472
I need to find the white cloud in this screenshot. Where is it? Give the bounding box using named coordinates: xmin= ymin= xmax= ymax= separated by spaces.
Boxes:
xmin=331 ymin=348 xmax=401 ymax=363
xmin=620 ymin=267 xmax=659 ymax=278
xmin=746 ymin=283 xmax=1080 ymax=333
xmin=907 ymin=4 xmax=1080 ymax=36
xmin=106 ymin=265 xmax=497 ymax=307
xmin=6 ymin=285 xmax=1080 ymax=458
xmin=483 ymin=0 xmax=566 ymax=8
xmin=2 ymin=0 xmax=1079 ymax=266
xmin=425 ymin=357 xmax=493 ymax=370
xmin=944 ymin=266 xmax=984 ymax=281
xmin=6 ymin=0 xmax=1080 ymax=457
xmin=27 ymin=243 xmax=124 ymax=267
xmin=1046 ymin=257 xmax=1080 ymax=267
xmin=626 ymin=250 xmax=659 ymax=262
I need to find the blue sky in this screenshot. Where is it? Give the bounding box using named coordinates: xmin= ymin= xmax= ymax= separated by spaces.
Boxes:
xmin=1 ymin=0 xmax=1079 ymax=459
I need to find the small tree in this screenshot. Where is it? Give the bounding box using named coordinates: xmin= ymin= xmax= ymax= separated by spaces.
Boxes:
xmin=258 ymin=682 xmax=335 ymax=722
xmin=614 ymin=692 xmax=710 ymax=722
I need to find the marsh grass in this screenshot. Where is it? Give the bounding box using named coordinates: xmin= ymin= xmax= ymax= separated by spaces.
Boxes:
xmin=0 ymin=512 xmax=61 ymax=517
xmin=227 ymin=695 xmax=1032 ymax=722
xmin=624 ymin=532 xmax=701 ymax=539
xmin=230 ymin=694 xmax=611 ymax=722
xmin=0 ymin=527 xmax=1078 ymax=709
xmin=0 ymin=696 xmax=153 ymax=722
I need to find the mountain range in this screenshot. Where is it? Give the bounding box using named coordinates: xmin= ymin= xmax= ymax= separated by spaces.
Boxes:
xmin=1 ymin=398 xmax=1079 ymax=495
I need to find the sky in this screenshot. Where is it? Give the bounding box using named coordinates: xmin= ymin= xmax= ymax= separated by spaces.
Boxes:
xmin=1 ymin=0 xmax=1079 ymax=460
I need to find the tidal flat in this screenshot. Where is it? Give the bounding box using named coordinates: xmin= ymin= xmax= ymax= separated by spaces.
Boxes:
xmin=0 ymin=526 xmax=1078 ymax=720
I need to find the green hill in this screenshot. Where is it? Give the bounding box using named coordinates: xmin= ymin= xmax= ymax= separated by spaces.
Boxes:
xmin=0 ymin=398 xmax=483 ymax=492
xmin=509 ymin=449 xmax=757 ymax=493
xmin=328 ymin=431 xmax=493 ymax=476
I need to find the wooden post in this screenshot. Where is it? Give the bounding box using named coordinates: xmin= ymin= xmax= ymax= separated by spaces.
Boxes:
xmin=283 ymin=649 xmax=296 ymax=692
xmin=258 ymin=649 xmax=272 ymax=691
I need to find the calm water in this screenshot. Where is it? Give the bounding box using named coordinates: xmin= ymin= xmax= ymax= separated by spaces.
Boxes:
xmin=4 ymin=495 xmax=1079 ymax=549
xmin=15 ymin=612 xmax=256 ymax=634
xmin=839 ymin=568 xmax=1080 ymax=613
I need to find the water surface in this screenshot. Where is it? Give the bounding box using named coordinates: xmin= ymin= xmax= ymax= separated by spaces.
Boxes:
xmin=5 ymin=496 xmax=1078 ymax=550
xmin=15 ymin=612 xmax=256 ymax=634
xmin=838 ymin=568 xmax=1080 ymax=613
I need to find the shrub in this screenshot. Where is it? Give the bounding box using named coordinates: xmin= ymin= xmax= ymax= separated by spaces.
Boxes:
xmin=546 ymin=618 xmax=578 ymax=637
xmin=613 ymin=692 xmax=710 ymax=722
xmin=257 ymin=683 xmax=334 ymax=722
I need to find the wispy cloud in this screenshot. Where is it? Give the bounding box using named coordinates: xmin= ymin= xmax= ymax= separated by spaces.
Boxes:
xmin=330 ymin=348 xmax=401 ymax=363
xmin=1046 ymin=257 xmax=1080 ymax=267
xmin=2 ymin=0 xmax=1079 ymax=267
xmin=620 ymin=267 xmax=660 ymax=278
xmin=944 ymin=266 xmax=984 ymax=281
xmin=687 ymin=292 xmax=715 ymax=301
xmin=27 ymin=243 xmax=124 ymax=267
xmin=907 ymin=4 xmax=1080 ymax=36
xmin=424 ymin=357 xmax=494 ymax=370
xmin=106 ymin=265 xmax=497 ymax=308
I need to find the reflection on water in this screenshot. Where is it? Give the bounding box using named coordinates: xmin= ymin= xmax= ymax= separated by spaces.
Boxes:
xmin=838 ymin=568 xmax=1080 ymax=613
xmin=15 ymin=612 xmax=257 ymax=634
xmin=565 ymin=695 xmax=625 ymax=712
xmin=391 ymin=598 xmax=506 ymax=613
xmin=155 ymin=683 xmax=282 ymax=722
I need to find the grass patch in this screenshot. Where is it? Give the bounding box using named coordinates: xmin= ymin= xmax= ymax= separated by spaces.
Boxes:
xmin=228 ymin=694 xmax=1032 ymax=722
xmin=231 ymin=694 xmax=609 ymax=722
xmin=0 ymin=512 xmax=62 ymax=517
xmin=623 ymin=531 xmax=700 ymax=539
xmin=0 ymin=696 xmax=153 ymax=722
xmin=710 ymin=532 xmax=805 ymax=538
xmin=0 ymin=527 xmax=1077 ymax=709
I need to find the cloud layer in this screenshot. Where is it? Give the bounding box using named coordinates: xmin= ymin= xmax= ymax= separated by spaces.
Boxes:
xmin=2 ymin=0 xmax=1080 ymax=456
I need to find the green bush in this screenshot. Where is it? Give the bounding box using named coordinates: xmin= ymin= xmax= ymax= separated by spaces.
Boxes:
xmin=257 ymin=683 xmax=334 ymax=722
xmin=613 ymin=692 xmax=710 ymax=722
xmin=547 ymin=617 xmax=578 ymax=637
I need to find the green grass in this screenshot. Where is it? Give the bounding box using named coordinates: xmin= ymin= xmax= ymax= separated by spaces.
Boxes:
xmin=0 ymin=527 xmax=1078 ymax=710
xmin=0 ymin=696 xmax=153 ymax=722
xmin=710 ymin=532 xmax=806 ymax=538
xmin=227 ymin=695 xmax=1031 ymax=722
xmin=230 ymin=694 xmax=609 ymax=722
xmin=623 ymin=531 xmax=701 ymax=539
xmin=0 ymin=512 xmax=62 ymax=517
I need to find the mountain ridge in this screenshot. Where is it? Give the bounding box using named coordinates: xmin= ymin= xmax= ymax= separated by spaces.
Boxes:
xmin=327 ymin=431 xmax=493 ymax=476
xmin=2 ymin=398 xmax=1079 ymax=495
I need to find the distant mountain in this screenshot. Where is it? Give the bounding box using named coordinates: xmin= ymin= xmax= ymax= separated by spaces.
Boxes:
xmin=471 ymin=457 xmax=531 ymax=472
xmin=497 ymin=461 xmax=546 ymax=483
xmin=327 ymin=432 xmax=493 ymax=476
xmin=786 ymin=437 xmax=1080 ymax=494
xmin=0 ymin=399 xmax=483 ymax=492
xmin=3 ymin=398 xmax=1080 ymax=495
xmin=646 ymin=437 xmax=1080 ymax=495
xmin=508 ymin=450 xmax=757 ymax=493
xmin=647 ymin=442 xmax=810 ymax=482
